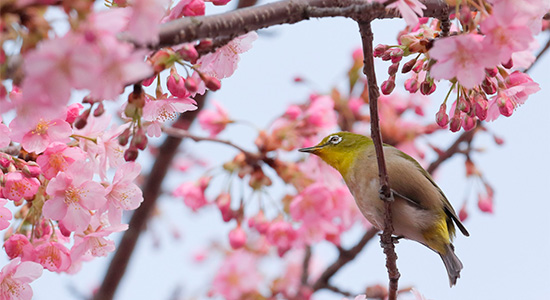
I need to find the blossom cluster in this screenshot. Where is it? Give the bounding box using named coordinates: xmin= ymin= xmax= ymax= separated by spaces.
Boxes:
xmin=1 ymin=0 xmax=244 ymax=298
xmin=375 ymin=0 xmax=546 ymax=131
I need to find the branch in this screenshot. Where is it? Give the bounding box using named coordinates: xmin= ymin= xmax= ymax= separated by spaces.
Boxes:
xmin=154 ymin=0 xmax=452 ymax=48
xmin=312 ymin=227 xmax=379 ymax=291
xmin=162 ymin=126 xmax=261 ymax=162
xmin=358 ymin=20 xmax=399 ymax=300
xmin=524 ymin=35 xmax=550 ymax=73
xmin=301 ymin=245 xmax=312 ymax=286
xmin=93 ymin=93 xmax=207 ymax=300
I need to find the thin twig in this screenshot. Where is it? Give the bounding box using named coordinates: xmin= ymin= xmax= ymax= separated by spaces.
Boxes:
xmin=426 ymin=127 xmax=478 ymax=174
xmin=358 ymin=20 xmax=399 ymax=300
xmin=524 ymin=36 xmax=550 ymax=73
xmin=301 ymin=245 xmax=312 ymax=286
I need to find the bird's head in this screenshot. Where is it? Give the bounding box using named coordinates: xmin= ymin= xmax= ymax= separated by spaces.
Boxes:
xmin=298 ymin=132 xmax=373 ymax=177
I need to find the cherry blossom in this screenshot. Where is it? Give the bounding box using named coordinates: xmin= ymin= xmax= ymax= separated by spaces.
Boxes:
xmin=430 ymin=34 xmax=497 ymax=89
xmin=266 ymin=220 xmax=298 ymax=256
xmin=4 ymin=235 xmax=35 ymax=262
xmin=2 ymin=172 xmax=40 ymax=203
xmin=197 ymin=32 xmax=258 ymax=79
xmin=142 ymin=97 xmax=197 ymax=137
xmin=0 ymin=198 xmax=12 ymax=230
xmin=228 ymin=226 xmax=247 ymax=249
xmin=34 ymin=242 xmax=71 ymax=272
xmin=36 ymin=142 xmax=86 ymax=180
xmin=9 ymin=113 xmax=72 ymax=154
xmin=198 ymin=100 xmax=233 ymax=137
xmin=102 ymin=162 xmax=143 ymax=225
xmin=43 ymin=161 xmax=107 ymax=232
xmin=384 ymin=0 xmax=426 ymax=28
xmin=127 ymin=0 xmax=169 ymax=45
xmin=71 ymin=224 xmax=128 ymax=261
xmin=173 ymin=177 xmax=211 ymax=211
xmin=0 ymin=117 xmax=9 ymax=148
xmin=211 ymin=250 xmax=261 ymax=300
xmin=0 ymin=258 xmax=43 ymax=300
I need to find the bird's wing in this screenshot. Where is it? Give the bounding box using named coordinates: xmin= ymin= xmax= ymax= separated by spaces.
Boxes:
xmin=394 ymin=150 xmax=470 ymax=237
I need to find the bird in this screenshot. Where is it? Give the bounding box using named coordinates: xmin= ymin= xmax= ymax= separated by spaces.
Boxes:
xmin=298 ymin=131 xmax=469 ymax=286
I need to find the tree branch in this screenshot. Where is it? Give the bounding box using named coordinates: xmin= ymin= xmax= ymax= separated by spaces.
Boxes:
xmin=92 ymin=93 xmax=207 ymax=300
xmin=426 ymin=127 xmax=479 ymax=174
xmin=358 ymin=20 xmax=399 ymax=300
xmin=154 ymin=0 xmax=451 ymax=48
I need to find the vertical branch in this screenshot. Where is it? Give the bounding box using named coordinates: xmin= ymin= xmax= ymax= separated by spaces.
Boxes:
xmin=358 ymin=20 xmax=400 ymax=300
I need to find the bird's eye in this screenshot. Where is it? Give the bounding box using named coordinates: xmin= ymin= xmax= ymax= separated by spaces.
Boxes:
xmin=328 ymin=135 xmax=342 ymax=145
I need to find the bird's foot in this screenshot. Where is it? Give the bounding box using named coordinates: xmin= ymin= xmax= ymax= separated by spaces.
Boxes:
xmin=378 ymin=235 xmax=404 ymax=248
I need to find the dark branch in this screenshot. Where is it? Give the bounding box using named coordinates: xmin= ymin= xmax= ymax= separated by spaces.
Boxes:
xmin=426 ymin=127 xmax=479 ymax=174
xmin=358 ymin=20 xmax=399 ymax=300
xmin=301 ymin=245 xmax=312 ymax=286
xmin=154 ymin=0 xmax=451 ymax=48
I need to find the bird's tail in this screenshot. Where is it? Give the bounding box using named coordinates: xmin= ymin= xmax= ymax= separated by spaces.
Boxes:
xmin=439 ymin=243 xmax=463 ymax=287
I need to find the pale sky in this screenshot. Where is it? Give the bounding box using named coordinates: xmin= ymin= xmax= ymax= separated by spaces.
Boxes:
xmin=25 ymin=3 xmax=550 ymax=300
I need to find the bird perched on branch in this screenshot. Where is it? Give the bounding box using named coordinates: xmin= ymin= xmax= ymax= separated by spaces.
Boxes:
xmin=299 ymin=131 xmax=469 ymax=286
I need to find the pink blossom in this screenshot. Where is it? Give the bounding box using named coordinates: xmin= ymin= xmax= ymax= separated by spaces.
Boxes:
xmin=2 ymin=172 xmax=40 ymax=202
xmin=0 ymin=198 xmax=13 ymax=230
xmin=198 ymin=32 xmax=258 ymax=79
xmin=0 ymin=258 xmax=43 ymax=300
xmin=21 ymin=34 xmax=98 ymax=107
xmin=304 ymin=95 xmax=337 ymax=129
xmin=198 ymin=100 xmax=232 ymax=137
xmin=486 ymin=72 xmax=540 ymax=121
xmin=102 ymin=162 xmax=143 ymax=224
xmin=127 ymin=0 xmax=168 ymax=45
xmin=4 ymin=234 xmax=35 ymax=261
xmin=173 ymin=177 xmax=211 ymax=211
xmin=430 ymin=34 xmax=497 ymax=89
xmin=43 ymin=161 xmax=107 ymax=232
xmin=0 ymin=118 xmax=9 ymax=148
xmin=290 ymin=183 xmax=333 ymax=223
xmin=228 ymin=226 xmax=247 ymax=249
xmin=142 ymin=97 xmax=197 ymax=137
xmin=266 ymin=220 xmax=297 ymax=256
xmin=71 ymin=224 xmax=128 ymax=261
xmin=165 ymin=0 xmax=205 ymax=20
xmin=385 ymin=0 xmax=426 ymax=27
xmin=481 ymin=14 xmax=533 ymax=64
xmin=167 ymin=73 xmax=191 ymax=99
xmin=36 ymin=142 xmax=86 ymax=179
xmin=211 ymin=250 xmax=261 ymax=300
xmin=97 ymin=124 xmax=130 ymax=178
xmin=34 ymin=241 xmax=71 ymax=272
xmin=9 ymin=113 xmax=72 ymax=154
xmin=65 ymin=103 xmax=83 ymax=124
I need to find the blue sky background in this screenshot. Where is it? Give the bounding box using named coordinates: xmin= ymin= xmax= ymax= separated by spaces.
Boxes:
xmin=19 ymin=2 xmax=550 ymax=300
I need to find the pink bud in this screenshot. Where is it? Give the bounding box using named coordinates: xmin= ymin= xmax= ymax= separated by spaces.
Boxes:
xmin=167 ymin=73 xmax=189 ymax=98
xmin=142 ymin=75 xmax=156 ymax=87
xmin=118 ymin=128 xmax=131 ymax=146
xmin=388 ymin=62 xmax=399 ymax=76
xmin=93 ymin=102 xmax=105 ymax=117
xmin=420 ymin=80 xmax=436 ymax=95
xmin=132 ymin=128 xmax=148 ymax=150
xmin=216 ymin=193 xmax=233 ymax=222
xmin=74 ymin=108 xmax=91 ymax=130
xmin=481 ymin=78 xmax=497 ymax=95
xmin=449 ymin=116 xmax=462 ymax=132
xmin=401 ymin=58 xmax=417 ymax=73
xmin=210 ymin=0 xmax=231 ymax=5
xmin=502 ymin=58 xmax=513 ymax=69
xmin=65 ymin=103 xmax=83 ymax=124
xmin=458 ymin=202 xmax=468 ymax=222
xmin=472 ymin=95 xmax=487 ymax=121
xmin=404 ymin=77 xmax=419 ymax=93
xmin=184 ymin=77 xmax=198 ymax=93
xmin=457 ymin=96 xmax=471 ymax=113
xmin=124 ymin=146 xmax=139 ymax=161
xmin=177 ymin=44 xmax=199 ymax=63
xmin=485 ymin=67 xmax=498 ymax=77
xmin=373 ymin=44 xmax=389 ymax=57
xmin=248 ymin=211 xmax=269 ymax=234
xmin=436 ymin=104 xmax=449 ymax=127
xmin=462 ymin=115 xmax=476 ymax=131
xmin=493 ymin=135 xmax=504 ymax=145
xmin=381 ymin=77 xmax=396 ymax=95
xmin=203 ymin=76 xmax=221 ymax=91
xmin=228 ymin=226 xmax=247 ymax=249
xmin=477 ymin=193 xmax=493 ymax=213
xmin=389 ymin=48 xmax=404 ymax=63
xmin=412 ymin=59 xmax=424 ymax=73
xmin=497 ymin=95 xmax=514 ymax=117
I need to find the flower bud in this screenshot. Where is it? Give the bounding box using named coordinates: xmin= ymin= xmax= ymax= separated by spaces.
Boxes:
xmin=184 ymin=77 xmax=198 ymax=93
xmin=124 ymin=146 xmax=139 ymax=161
xmin=412 ymin=59 xmax=424 ymax=73
xmin=457 ymin=96 xmax=471 ymax=113
xmin=462 ymin=114 xmax=476 ymax=131
xmin=196 ymin=39 xmax=213 ymax=52
xmin=131 ymin=128 xmax=148 ymax=150
xmin=389 ymin=48 xmax=404 ymax=63
xmin=203 ymin=76 xmax=221 ymax=91
xmin=485 ymin=67 xmax=498 ymax=77
xmin=381 ymin=76 xmax=396 ymax=95
xmin=74 ymin=108 xmax=91 ymax=130
xmin=373 ymin=44 xmax=389 ymax=57
xmin=118 ymin=128 xmax=131 ymax=146
xmin=404 ymin=77 xmax=419 ymax=93
xmin=228 ymin=226 xmax=247 ymax=249
xmin=449 ymin=116 xmax=462 ymax=132
xmin=65 ymin=103 xmax=83 ymax=124
xmin=93 ymin=102 xmax=105 ymax=117
xmin=493 ymin=135 xmax=504 ymax=145
xmin=502 ymin=58 xmax=513 ymax=69
xmin=401 ymin=58 xmax=417 ymax=73
xmin=216 ymin=193 xmax=234 ymax=222
xmin=435 ymin=104 xmax=449 ymax=127
xmin=388 ymin=62 xmax=399 ymax=76
xmin=497 ymin=95 xmax=514 ymax=117
xmin=177 ymin=44 xmax=199 ymax=63
xmin=150 ymin=50 xmax=175 ymax=73
xmin=458 ymin=202 xmax=468 ymax=222
xmin=420 ymin=80 xmax=436 ymax=95
xmin=474 ymin=95 xmax=488 ymax=120
xmin=481 ymin=78 xmax=497 ymax=95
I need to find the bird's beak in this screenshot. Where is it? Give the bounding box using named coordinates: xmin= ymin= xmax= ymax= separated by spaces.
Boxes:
xmin=298 ymin=145 xmax=324 ymax=153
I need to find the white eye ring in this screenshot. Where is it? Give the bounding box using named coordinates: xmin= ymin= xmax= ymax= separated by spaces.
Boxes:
xmin=328 ymin=135 xmax=342 ymax=145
